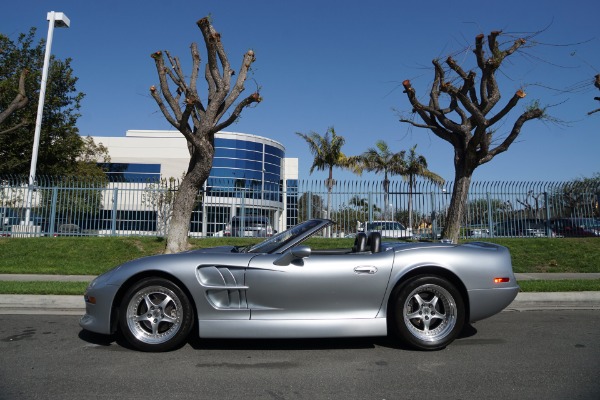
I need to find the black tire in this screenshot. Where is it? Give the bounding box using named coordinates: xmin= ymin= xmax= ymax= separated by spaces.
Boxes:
xmin=391 ymin=275 xmax=465 ymax=350
xmin=119 ymin=277 xmax=194 ymax=352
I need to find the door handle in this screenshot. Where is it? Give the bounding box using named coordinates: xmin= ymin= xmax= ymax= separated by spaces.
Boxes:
xmin=354 ymin=266 xmax=378 ymax=274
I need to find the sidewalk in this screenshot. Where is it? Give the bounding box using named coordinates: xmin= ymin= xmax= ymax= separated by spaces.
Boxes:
xmin=0 ymin=273 xmax=599 ymax=315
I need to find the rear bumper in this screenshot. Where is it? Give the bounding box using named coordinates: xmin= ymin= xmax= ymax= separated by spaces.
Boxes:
xmin=468 ymin=285 xmax=520 ymax=322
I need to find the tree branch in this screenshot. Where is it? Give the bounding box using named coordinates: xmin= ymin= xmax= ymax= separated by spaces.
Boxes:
xmin=447 ymin=57 xmax=479 ymax=106
xmin=197 ymin=17 xmax=228 ymax=96
xmin=399 ymin=118 xmax=440 ymax=130
xmin=589 ymin=74 xmax=600 ymax=115
xmin=400 ymin=80 xmax=456 ymax=144
xmin=473 ymin=34 xmax=486 ymax=70
xmin=488 ymin=89 xmax=527 ymax=125
xmin=482 ymin=107 xmax=544 ymax=163
xmin=0 ymin=69 xmax=29 ymax=125
xmin=213 ymin=92 xmax=261 ymax=133
xmin=217 ymin=50 xmax=257 ymax=122
xmin=189 ymin=43 xmax=205 ymax=113
xmin=151 ymin=51 xmax=182 ymax=122
xmin=0 ymin=119 xmax=30 ymax=135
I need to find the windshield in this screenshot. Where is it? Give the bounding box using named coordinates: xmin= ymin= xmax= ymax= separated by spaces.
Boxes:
xmin=246 ymin=219 xmax=326 ymax=254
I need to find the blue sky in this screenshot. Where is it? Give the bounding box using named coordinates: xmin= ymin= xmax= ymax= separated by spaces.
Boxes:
xmin=2 ymin=0 xmax=599 ymax=183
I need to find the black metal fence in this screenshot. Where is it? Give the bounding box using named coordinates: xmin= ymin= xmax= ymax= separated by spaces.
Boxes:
xmin=1 ymin=175 xmax=598 ymax=239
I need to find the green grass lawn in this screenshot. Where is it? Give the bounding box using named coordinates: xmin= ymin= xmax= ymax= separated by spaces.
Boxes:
xmin=1 ymin=236 xmax=599 ymax=275
xmin=0 ymin=281 xmax=89 ymax=295
xmin=464 ymin=238 xmax=600 ymax=274
xmin=517 ymin=279 xmax=600 ymax=292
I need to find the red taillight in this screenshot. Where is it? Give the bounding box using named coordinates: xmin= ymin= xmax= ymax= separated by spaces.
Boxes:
xmin=494 ymin=277 xmax=510 ymax=283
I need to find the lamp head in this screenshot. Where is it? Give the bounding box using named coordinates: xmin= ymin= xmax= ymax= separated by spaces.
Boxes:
xmin=47 ymin=11 xmax=70 ymax=28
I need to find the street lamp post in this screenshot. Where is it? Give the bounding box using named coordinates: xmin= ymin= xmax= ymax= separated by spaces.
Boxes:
xmin=24 ymin=11 xmax=70 ymax=226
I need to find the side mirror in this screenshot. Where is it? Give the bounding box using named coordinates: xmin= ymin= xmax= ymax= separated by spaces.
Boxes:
xmin=273 ymin=245 xmax=311 ymax=266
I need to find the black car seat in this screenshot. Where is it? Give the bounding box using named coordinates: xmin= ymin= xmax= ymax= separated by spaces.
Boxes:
xmin=352 ymin=232 xmax=367 ymax=252
xmin=367 ymin=231 xmax=381 ymax=253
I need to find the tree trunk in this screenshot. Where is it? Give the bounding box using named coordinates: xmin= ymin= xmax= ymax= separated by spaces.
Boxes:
xmin=442 ymin=158 xmax=474 ymax=243
xmin=165 ymin=147 xmax=213 ymax=254
xmin=325 ymin=167 xmax=334 ymax=238
xmin=383 ymin=175 xmax=390 ymax=220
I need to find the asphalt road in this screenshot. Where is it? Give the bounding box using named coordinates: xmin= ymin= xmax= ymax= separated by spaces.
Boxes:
xmin=1 ymin=310 xmax=599 ymax=400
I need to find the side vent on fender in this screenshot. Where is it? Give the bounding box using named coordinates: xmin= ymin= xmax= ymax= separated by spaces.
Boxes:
xmin=196 ymin=266 xmax=248 ymax=309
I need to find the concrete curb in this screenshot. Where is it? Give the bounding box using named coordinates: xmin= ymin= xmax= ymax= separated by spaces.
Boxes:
xmin=0 ymin=294 xmax=85 ymax=315
xmin=514 ymin=273 xmax=600 ymax=281
xmin=507 ymin=291 xmax=600 ymax=311
xmin=0 ymin=274 xmax=96 ymax=282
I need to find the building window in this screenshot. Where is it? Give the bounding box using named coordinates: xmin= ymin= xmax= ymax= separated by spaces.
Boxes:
xmin=208 ymin=138 xmax=283 ymax=201
xmin=99 ymin=163 xmax=161 ymax=182
xmin=286 ymin=179 xmax=298 ymax=228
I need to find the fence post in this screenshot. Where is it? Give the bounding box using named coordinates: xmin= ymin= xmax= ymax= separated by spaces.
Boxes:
xmin=111 ymin=187 xmax=118 ymax=236
xmin=487 ymin=192 xmax=494 ymax=237
xmin=201 ymin=191 xmax=208 ymax=238
xmin=368 ymin=191 xmax=373 ymax=223
xmin=307 ymin=191 xmax=312 ymax=220
xmin=544 ymin=192 xmax=552 ymax=238
xmin=430 ymin=191 xmax=437 ymax=240
xmin=240 ymin=191 xmax=245 ymax=234
xmin=49 ymin=187 xmax=58 ymax=236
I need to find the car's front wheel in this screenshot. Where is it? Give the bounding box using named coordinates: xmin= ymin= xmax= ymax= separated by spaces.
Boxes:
xmin=119 ymin=277 xmax=194 ymax=352
xmin=391 ymin=275 xmax=465 ymax=350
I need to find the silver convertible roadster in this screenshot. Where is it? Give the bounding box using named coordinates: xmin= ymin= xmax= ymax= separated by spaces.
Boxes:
xmin=80 ymin=219 xmax=519 ymax=352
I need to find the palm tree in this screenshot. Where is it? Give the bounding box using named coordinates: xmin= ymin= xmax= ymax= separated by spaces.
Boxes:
xmin=403 ymin=145 xmax=445 ymax=230
xmin=350 ymin=140 xmax=406 ymax=220
xmin=296 ymin=127 xmax=356 ymax=236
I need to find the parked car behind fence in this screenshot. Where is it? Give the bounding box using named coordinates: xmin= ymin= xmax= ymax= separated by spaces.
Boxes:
xmin=551 ymin=218 xmax=600 ymax=237
xmin=226 ymin=216 xmax=274 ymax=237
xmin=494 ymin=219 xmax=554 ymax=238
xmin=358 ymin=220 xmax=412 ymax=239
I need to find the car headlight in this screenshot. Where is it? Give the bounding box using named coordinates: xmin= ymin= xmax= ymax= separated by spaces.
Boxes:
xmin=85 ymin=267 xmax=118 ymax=292
xmin=86 ymin=276 xmax=100 ymax=291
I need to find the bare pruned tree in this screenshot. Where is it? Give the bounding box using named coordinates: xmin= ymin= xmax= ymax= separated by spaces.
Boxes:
xmin=400 ymin=31 xmax=545 ymax=242
xmin=150 ymin=16 xmax=261 ymax=253
xmin=588 ymin=74 xmax=600 ymax=115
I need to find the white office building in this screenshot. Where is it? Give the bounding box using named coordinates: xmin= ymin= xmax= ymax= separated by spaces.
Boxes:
xmin=92 ymin=130 xmax=299 ymax=236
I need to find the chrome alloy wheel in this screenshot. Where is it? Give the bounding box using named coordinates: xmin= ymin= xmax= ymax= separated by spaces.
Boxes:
xmin=125 ymin=285 xmax=184 ymax=345
xmin=402 ymin=283 xmax=457 ymax=343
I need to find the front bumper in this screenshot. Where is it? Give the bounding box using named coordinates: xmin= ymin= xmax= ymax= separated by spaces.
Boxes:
xmin=79 ymin=282 xmax=121 ymax=335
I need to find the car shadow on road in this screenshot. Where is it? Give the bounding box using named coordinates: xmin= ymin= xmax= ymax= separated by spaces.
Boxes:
xmin=458 ymin=323 xmax=478 ymax=339
xmin=78 ymin=329 xmax=116 ymax=346
xmin=78 ymin=323 xmax=480 ymax=352
xmin=78 ymin=329 xmax=136 ymax=351
xmin=189 ymin=336 xmax=385 ymax=351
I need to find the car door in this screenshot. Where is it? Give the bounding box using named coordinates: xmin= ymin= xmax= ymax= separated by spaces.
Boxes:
xmin=245 ymin=250 xmax=394 ymax=320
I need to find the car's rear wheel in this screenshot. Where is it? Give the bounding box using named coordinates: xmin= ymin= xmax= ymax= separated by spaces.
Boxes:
xmin=119 ymin=277 xmax=194 ymax=352
xmin=391 ymin=275 xmax=464 ymax=350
